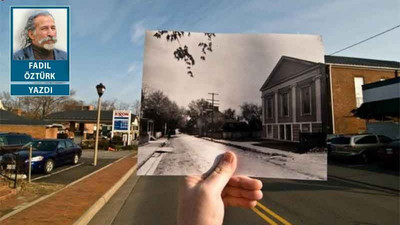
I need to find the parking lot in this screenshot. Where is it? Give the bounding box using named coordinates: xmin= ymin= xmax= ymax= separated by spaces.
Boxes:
xmin=29 ymin=150 xmax=134 ymax=185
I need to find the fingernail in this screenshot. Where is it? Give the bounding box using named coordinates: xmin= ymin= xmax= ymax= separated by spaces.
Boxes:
xmin=223 ymin=152 xmax=233 ymax=163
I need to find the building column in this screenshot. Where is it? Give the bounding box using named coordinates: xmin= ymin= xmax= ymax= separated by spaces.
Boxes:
xmin=314 ymin=75 xmax=322 ymax=123
xmin=274 ymin=91 xmax=279 ymax=123
xmin=261 ymin=94 xmax=265 ymax=124
xmin=291 ymin=85 xmax=296 ymax=123
xmin=274 ymin=91 xmax=279 ymax=140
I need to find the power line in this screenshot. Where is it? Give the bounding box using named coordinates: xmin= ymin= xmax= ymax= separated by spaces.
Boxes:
xmin=329 ymin=24 xmax=400 ymax=56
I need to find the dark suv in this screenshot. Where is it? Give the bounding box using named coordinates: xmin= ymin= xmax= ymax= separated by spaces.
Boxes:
xmin=0 ymin=132 xmax=34 ymax=155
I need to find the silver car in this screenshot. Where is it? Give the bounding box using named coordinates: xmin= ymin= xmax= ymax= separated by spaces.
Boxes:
xmin=329 ymin=134 xmax=392 ymax=163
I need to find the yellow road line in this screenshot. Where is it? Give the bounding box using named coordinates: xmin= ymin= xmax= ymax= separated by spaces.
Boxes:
xmin=252 ymin=207 xmax=278 ymax=225
xmin=256 ymin=202 xmax=293 ymax=225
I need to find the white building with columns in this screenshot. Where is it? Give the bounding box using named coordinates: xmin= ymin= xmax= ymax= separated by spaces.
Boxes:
xmin=259 ymin=56 xmax=331 ymax=142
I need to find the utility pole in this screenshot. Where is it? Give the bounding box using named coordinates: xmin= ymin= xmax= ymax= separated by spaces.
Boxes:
xmin=207 ymin=93 xmax=219 ymax=134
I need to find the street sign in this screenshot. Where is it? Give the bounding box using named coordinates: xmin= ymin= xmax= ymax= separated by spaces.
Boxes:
xmin=112 ymin=110 xmax=131 ymax=132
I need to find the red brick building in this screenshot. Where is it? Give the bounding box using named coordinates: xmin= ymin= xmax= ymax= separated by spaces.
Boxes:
xmin=326 ymin=56 xmax=399 ymax=134
xmin=260 ymin=55 xmax=400 ymax=142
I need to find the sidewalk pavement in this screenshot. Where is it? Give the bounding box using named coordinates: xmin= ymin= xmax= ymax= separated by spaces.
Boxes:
xmin=0 ymin=152 xmax=137 ymax=225
xmin=204 ymin=137 xmax=399 ymax=191
xmin=137 ymin=138 xmax=168 ymax=168
xmin=203 ymin=137 xmax=299 ymax=157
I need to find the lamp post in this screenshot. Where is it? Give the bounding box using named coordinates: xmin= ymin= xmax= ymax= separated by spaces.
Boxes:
xmin=94 ymin=83 xmax=105 ymax=166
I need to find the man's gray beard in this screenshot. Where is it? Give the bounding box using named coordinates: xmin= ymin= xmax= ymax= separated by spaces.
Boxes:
xmin=43 ymin=43 xmax=55 ymax=50
xmin=38 ymin=37 xmax=57 ymax=50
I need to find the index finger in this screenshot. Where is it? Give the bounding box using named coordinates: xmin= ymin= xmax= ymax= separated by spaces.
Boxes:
xmin=228 ymin=176 xmax=263 ymax=190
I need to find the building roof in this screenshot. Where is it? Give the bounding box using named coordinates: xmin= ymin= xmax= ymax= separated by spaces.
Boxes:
xmin=325 ymin=55 xmax=400 ymax=69
xmin=260 ymin=56 xmax=322 ymax=91
xmin=362 ymin=77 xmax=400 ymax=91
xmin=0 ymin=110 xmax=50 ymax=125
xmin=45 ymin=110 xmax=137 ymax=124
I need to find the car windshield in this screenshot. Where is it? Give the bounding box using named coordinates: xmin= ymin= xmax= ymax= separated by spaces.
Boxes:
xmin=28 ymin=140 xmax=59 ymax=151
xmin=331 ymin=137 xmax=351 ymax=144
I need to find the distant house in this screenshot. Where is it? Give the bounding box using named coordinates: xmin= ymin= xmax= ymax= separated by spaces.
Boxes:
xmin=46 ymin=110 xmax=139 ymax=143
xmin=0 ymin=110 xmax=57 ymax=139
xmin=260 ymin=55 xmax=400 ymax=142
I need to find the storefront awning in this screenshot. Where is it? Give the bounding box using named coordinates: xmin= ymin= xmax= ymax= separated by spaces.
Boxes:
xmin=352 ymin=98 xmax=400 ymax=120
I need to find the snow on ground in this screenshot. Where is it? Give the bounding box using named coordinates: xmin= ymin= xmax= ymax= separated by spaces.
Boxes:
xmin=140 ymin=134 xmax=327 ymax=180
xmin=210 ymin=138 xmax=327 ymax=180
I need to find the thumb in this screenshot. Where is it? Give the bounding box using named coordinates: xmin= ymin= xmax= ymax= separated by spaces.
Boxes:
xmin=204 ymin=151 xmax=237 ymax=193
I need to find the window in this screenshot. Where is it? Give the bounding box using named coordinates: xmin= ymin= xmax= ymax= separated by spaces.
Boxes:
xmin=267 ymin=98 xmax=273 ymax=119
xmin=354 ymin=77 xmax=364 ymax=107
xmin=301 ymin=86 xmax=312 ymax=115
xmin=331 ymin=137 xmax=351 ymax=145
xmin=264 ymin=97 xmax=273 ymax=121
xmin=301 ymin=124 xmax=310 ymax=132
xmin=355 ymin=135 xmax=377 ymax=144
xmin=7 ymin=136 xmax=22 ymax=145
xmin=267 ymin=125 xmax=272 ymax=137
xmin=280 ymin=92 xmax=289 ymax=117
xmin=378 ymin=135 xmax=392 ymax=143
xmin=65 ymin=140 xmax=74 ymax=148
xmin=58 ymin=141 xmax=66 ymax=149
xmin=279 ymin=125 xmax=285 ymax=140
xmin=285 ymin=124 xmax=292 ymax=141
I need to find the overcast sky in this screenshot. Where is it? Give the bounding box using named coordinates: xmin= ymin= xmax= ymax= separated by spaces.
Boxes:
xmin=0 ymin=0 xmax=399 ymax=108
xmin=143 ymin=31 xmax=324 ymax=112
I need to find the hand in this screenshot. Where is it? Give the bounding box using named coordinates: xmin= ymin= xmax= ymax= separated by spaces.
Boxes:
xmin=177 ymin=151 xmax=263 ymax=225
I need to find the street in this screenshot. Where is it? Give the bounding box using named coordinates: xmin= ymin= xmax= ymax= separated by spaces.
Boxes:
xmin=138 ymin=134 xmax=326 ymax=180
xmin=91 ymin=159 xmax=399 ymax=225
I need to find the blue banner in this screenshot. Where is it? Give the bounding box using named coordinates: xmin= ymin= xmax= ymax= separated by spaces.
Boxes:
xmin=11 ymin=61 xmax=69 ymax=82
xmin=11 ymin=84 xmax=70 ymax=96
xmin=114 ymin=120 xmax=129 ymax=131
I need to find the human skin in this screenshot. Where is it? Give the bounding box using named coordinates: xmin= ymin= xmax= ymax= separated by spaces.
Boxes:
xmin=177 ymin=151 xmax=263 ymax=225
xmin=28 ymin=15 xmax=57 ymax=48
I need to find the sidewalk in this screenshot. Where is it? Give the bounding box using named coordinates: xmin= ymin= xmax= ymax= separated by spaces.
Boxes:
xmin=203 ymin=137 xmax=327 ymax=180
xmin=137 ymin=138 xmax=168 ymax=168
xmin=205 ymin=137 xmax=399 ymax=191
xmin=0 ymin=152 xmax=137 ymax=225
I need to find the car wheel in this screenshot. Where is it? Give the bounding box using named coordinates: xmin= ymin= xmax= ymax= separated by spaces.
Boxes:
xmin=360 ymin=153 xmax=370 ymax=164
xmin=44 ymin=159 xmax=54 ymax=174
xmin=72 ymin=154 xmax=79 ymax=165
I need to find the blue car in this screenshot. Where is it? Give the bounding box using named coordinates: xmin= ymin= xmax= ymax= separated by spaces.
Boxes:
xmin=2 ymin=139 xmax=82 ymax=174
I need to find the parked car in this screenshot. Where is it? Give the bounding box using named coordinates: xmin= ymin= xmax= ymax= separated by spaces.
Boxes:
xmin=0 ymin=132 xmax=34 ymax=155
xmin=329 ymin=134 xmax=392 ymax=163
xmin=377 ymin=139 xmax=400 ymax=168
xmin=1 ymin=139 xmax=82 ymax=174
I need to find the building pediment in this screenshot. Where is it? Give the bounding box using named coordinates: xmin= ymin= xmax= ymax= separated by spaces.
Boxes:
xmin=260 ymin=56 xmax=319 ymax=91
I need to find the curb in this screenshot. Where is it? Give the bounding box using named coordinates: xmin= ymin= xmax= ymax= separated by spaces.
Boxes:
xmin=203 ymin=137 xmax=270 ymax=155
xmin=73 ymin=155 xmax=138 ymax=225
xmin=202 ymin=137 xmax=293 ymax=158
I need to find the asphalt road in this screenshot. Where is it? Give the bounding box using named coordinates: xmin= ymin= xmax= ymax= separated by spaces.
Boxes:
xmin=31 ymin=150 xmax=134 ymax=185
xmin=91 ymin=159 xmax=399 ymax=225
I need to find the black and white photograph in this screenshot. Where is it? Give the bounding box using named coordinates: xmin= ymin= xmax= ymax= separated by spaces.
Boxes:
xmin=138 ymin=31 xmax=328 ymax=180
